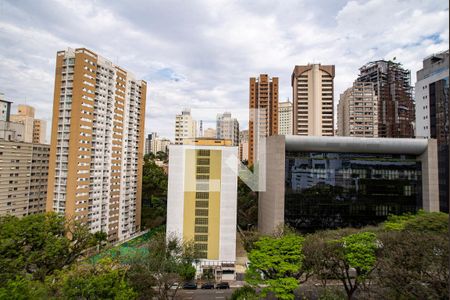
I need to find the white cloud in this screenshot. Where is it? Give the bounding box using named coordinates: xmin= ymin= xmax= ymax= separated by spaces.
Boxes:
xmin=0 ymin=0 xmax=448 ymax=140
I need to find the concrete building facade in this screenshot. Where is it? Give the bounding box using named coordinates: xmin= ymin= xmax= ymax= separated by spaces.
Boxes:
xmin=259 ymin=135 xmax=440 ymax=234
xmin=175 ymin=109 xmax=197 ymax=145
xmin=47 ymin=48 xmax=146 ymax=242
xmin=239 ymin=130 xmax=249 ymax=162
xmin=0 ymin=93 xmax=11 ymax=122
xmin=0 ymin=139 xmax=49 ymax=217
xmin=415 ymin=50 xmax=449 ymax=212
xmin=278 ymin=100 xmax=293 ymax=135
xmin=166 ymin=139 xmax=238 ymax=279
xmin=292 ymin=64 xmax=335 ymax=136
xmin=216 ymin=112 xmax=239 ymax=146
xmin=249 ymin=74 xmax=278 ymax=166
xmin=337 ymin=82 xmax=378 ymax=137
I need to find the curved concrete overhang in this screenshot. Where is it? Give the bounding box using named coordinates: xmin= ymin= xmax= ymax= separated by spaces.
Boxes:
xmin=284 ymin=135 xmax=429 ymax=155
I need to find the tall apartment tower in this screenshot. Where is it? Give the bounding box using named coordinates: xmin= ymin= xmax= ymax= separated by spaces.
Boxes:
xmin=357 ymin=60 xmax=415 ymax=138
xmin=239 ymin=130 xmax=249 ymax=162
xmin=167 ymin=138 xmax=238 ymax=279
xmin=337 ymin=82 xmax=378 ymax=137
xmin=415 ymin=49 xmax=449 ymax=212
xmin=248 ymin=74 xmax=278 ymax=166
xmin=175 ymin=109 xmax=197 ymax=145
xmin=292 ymin=64 xmax=335 ymax=136
xmin=278 ymin=100 xmax=293 ymax=135
xmin=216 ymin=112 xmax=239 ymax=146
xmin=47 ymin=48 xmax=147 ymax=242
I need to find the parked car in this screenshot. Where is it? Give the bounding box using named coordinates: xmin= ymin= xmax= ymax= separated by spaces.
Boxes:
xmin=201 ymin=282 xmax=215 ymax=289
xmin=216 ymin=282 xmax=230 ymax=289
xmin=182 ymin=282 xmax=197 ymax=290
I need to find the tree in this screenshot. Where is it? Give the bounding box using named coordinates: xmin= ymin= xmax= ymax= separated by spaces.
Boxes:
xmin=0 ymin=213 xmax=97 ymax=283
xmin=47 ymin=258 xmax=136 ymax=299
xmin=374 ymin=212 xmax=449 ymax=299
xmin=302 ymin=229 xmax=378 ymax=300
xmin=245 ymin=234 xmax=305 ymax=300
xmin=0 ymin=276 xmax=48 ymax=300
xmin=127 ymin=232 xmax=198 ymax=300
xmin=237 ymin=178 xmax=258 ymax=230
xmin=141 ymin=156 xmax=168 ymax=229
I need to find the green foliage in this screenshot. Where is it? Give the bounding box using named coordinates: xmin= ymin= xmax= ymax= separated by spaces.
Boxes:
xmin=179 ymin=264 xmax=197 ymax=281
xmin=127 ymin=232 xmax=198 ymax=299
xmin=49 ymin=258 xmax=136 ymax=299
xmin=230 ymin=285 xmax=258 ymax=300
xmin=383 ymin=210 xmax=448 ymax=233
xmin=237 ymin=178 xmax=258 ymax=229
xmin=375 ymin=230 xmax=449 ymax=299
xmin=340 ymin=232 xmax=377 ymax=274
xmin=0 ymin=276 xmax=48 ymax=300
xmin=246 ymin=234 xmax=304 ymax=299
xmin=141 ymin=155 xmax=168 ymax=229
xmin=0 ymin=213 xmax=95 ymax=283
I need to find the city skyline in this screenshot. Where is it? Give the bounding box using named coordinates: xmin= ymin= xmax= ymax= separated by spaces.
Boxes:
xmin=0 ymin=0 xmax=448 ymax=140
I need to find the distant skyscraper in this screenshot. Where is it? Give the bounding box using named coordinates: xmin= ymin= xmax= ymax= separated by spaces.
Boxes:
xmin=47 ymin=48 xmax=146 ymax=242
xmin=175 ymin=109 xmax=197 ymax=145
xmin=239 ymin=130 xmax=249 ymax=162
xmin=10 ymin=105 xmax=47 ymax=144
xmin=167 ymin=138 xmax=238 ymax=279
xmin=249 ymin=74 xmax=279 ymax=166
xmin=415 ymin=49 xmax=449 ymax=212
xmin=33 ymin=119 xmax=47 ymax=144
xmin=337 ymin=82 xmax=378 ymax=137
xmin=216 ymin=112 xmax=239 ymax=146
xmin=292 ymin=64 xmax=335 ymax=136
xmin=203 ymin=128 xmax=216 ymax=138
xmin=145 ymin=132 xmax=158 ymax=155
xmin=357 ymin=60 xmax=415 ymax=138
xmin=10 ymin=105 xmax=35 ymax=143
xmin=278 ymin=101 xmax=292 ymax=135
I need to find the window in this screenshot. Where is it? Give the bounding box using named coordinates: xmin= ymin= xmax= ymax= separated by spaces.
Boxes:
xmin=196 ymin=201 xmax=208 ymax=208
xmin=195 ymin=209 xmax=208 ymax=216
xmin=196 ymin=192 xmax=209 ymax=199
xmin=195 ymin=218 xmax=208 ymax=225
xmin=195 ymin=235 xmax=208 ymax=242
xmin=195 ymin=226 xmax=208 ymax=233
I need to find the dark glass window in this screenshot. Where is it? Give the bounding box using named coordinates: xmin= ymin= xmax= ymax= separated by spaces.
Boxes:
xmin=284 ymin=152 xmax=422 ymax=232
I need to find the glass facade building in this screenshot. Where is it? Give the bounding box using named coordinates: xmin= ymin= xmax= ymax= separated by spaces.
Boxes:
xmin=258 ymin=135 xmax=440 ymax=235
xmin=284 ymin=152 xmax=422 ymax=231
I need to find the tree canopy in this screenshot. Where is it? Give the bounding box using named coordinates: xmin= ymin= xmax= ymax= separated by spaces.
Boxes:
xmin=0 ymin=213 xmax=98 ymax=283
xmin=246 ymin=233 xmax=305 ymax=300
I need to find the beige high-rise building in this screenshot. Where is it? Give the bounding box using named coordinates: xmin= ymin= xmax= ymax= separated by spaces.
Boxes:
xmin=292 ymin=64 xmax=335 ymax=136
xmin=33 ymin=119 xmax=47 ymax=144
xmin=337 ymin=82 xmax=378 ymax=137
xmin=10 ymin=105 xmax=35 ymax=143
xmin=203 ymin=128 xmax=216 ymax=138
xmin=10 ymin=104 xmax=47 ymax=144
xmin=0 ymin=139 xmax=49 ymax=217
xmin=216 ymin=112 xmax=239 ymax=146
xmin=175 ymin=109 xmax=197 ymax=145
xmin=47 ymin=48 xmax=146 ymax=242
xmin=278 ymin=101 xmax=293 ymax=135
xmin=249 ymin=74 xmax=279 ymax=166
xmin=239 ymin=130 xmax=249 ymax=162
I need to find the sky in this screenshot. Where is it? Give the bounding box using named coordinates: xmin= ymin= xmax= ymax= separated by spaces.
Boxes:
xmin=0 ymin=0 xmax=448 ymax=141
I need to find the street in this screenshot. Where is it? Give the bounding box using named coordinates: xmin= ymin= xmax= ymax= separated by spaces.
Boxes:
xmin=175 ymin=288 xmax=235 ymax=300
